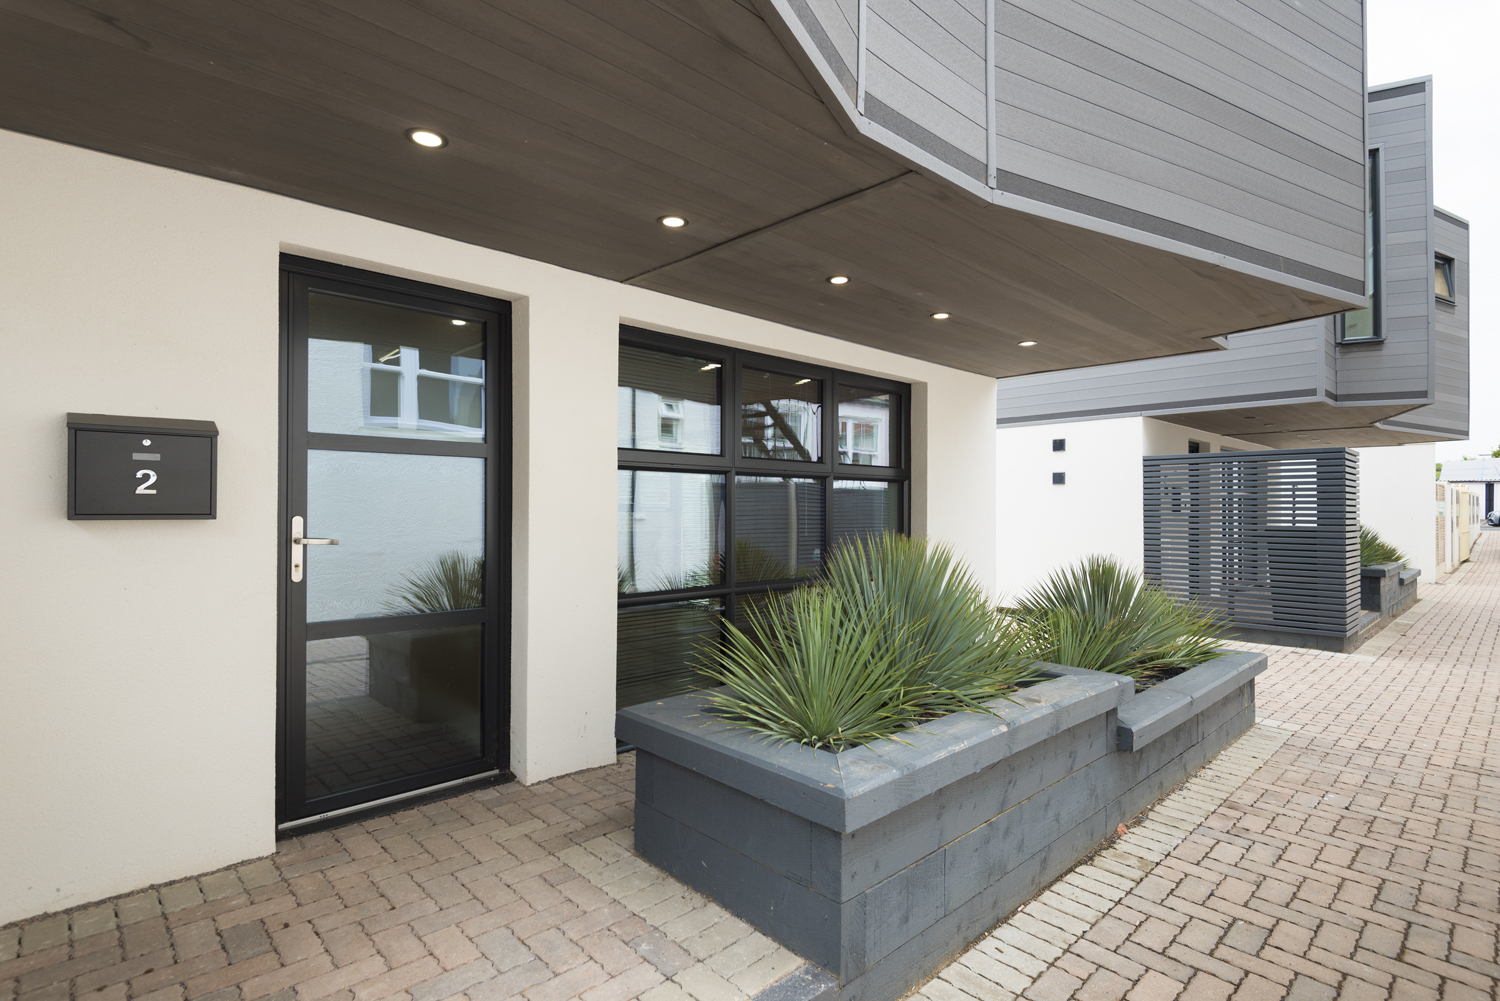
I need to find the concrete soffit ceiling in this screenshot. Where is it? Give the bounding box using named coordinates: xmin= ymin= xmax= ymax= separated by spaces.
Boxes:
xmin=0 ymin=0 xmax=1364 ymax=378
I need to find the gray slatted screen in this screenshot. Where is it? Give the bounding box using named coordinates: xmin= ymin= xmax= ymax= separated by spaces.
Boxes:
xmin=1144 ymin=448 xmax=1359 ymax=639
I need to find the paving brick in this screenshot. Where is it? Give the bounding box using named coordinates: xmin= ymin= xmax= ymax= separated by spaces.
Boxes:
xmin=349 ymin=956 xmax=442 ymax=1001
xmin=1021 ymin=967 xmax=1083 ymax=1001
xmin=221 ymin=922 xmax=274 ymax=965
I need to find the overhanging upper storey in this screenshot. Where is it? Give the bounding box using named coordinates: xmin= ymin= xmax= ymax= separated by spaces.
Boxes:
xmin=0 ymin=0 xmax=1365 ymax=377
xmin=993 ymin=79 xmax=1470 ymax=449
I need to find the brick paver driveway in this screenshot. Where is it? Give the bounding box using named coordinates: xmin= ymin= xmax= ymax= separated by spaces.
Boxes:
xmin=4 ymin=541 xmax=1496 ymax=1001
xmin=938 ymin=540 xmax=1499 ymax=1001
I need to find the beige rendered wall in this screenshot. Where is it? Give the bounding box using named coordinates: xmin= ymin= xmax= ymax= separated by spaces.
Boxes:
xmin=1357 ymin=444 xmax=1438 ymax=579
xmin=994 ymin=417 xmax=1264 ymax=600
xmin=0 ymin=129 xmax=998 ymax=925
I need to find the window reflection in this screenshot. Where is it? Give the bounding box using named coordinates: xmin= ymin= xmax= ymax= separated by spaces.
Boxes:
xmin=618 ymin=344 xmax=721 ymax=454
xmin=308 ymin=293 xmax=485 ymax=441
xmin=742 ymin=369 xmax=821 ymax=461
xmin=618 ymin=471 xmax=725 ymax=593
xmin=734 ymin=477 xmax=824 ymax=581
xmin=838 ymin=387 xmax=894 ymax=466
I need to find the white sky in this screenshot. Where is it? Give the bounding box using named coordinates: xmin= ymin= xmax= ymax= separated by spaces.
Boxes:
xmin=1367 ymin=0 xmax=1497 ymax=461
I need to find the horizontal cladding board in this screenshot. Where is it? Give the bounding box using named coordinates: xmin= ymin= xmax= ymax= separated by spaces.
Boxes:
xmin=803 ymin=0 xmax=860 ymax=85
xmin=993 ymin=136 xmax=1360 ymax=276
xmin=993 ymin=48 xmax=1361 ymax=196
xmin=868 ymin=20 xmax=985 ymax=125
xmin=1230 ymin=0 xmax=1363 ymax=54
xmin=863 ymin=95 xmax=987 ymax=179
xmin=994 ymin=4 xmax=1362 ymax=174
xmin=992 ymin=68 xmax=1361 ymax=232
xmin=873 ymin=0 xmax=985 ymax=59
xmin=1001 ymin=0 xmax=1363 ymax=151
xmin=1106 ymin=0 xmax=1362 ymax=86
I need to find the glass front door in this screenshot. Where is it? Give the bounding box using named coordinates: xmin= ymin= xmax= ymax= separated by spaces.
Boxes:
xmin=279 ymin=259 xmax=509 ymax=827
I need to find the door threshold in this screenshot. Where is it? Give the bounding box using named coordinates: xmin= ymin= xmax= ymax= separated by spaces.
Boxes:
xmin=278 ymin=769 xmax=506 ymax=835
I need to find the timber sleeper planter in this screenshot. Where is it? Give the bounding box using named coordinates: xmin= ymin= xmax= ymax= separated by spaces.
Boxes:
xmin=616 ymin=651 xmax=1266 ymax=1001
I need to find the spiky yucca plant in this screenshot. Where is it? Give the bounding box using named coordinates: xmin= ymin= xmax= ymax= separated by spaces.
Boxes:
xmin=388 ymin=552 xmax=484 ymax=613
xmin=1010 ymin=556 xmax=1224 ymax=679
xmin=698 ymin=533 xmax=1036 ymax=749
xmin=1359 ymin=526 xmax=1407 ymax=568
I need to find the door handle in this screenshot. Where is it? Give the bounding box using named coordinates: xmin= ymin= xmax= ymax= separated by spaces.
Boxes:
xmin=290 ymin=515 xmax=339 ymax=583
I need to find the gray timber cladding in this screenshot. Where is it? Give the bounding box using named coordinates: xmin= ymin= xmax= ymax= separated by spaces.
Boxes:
xmin=1144 ymin=448 xmax=1360 ymax=643
xmin=993 ymin=79 xmax=1471 ymax=449
xmin=1334 ymin=80 xmax=1435 ymax=408
xmin=1379 ymin=209 xmax=1470 ymax=440
xmin=761 ymin=0 xmax=1367 ymax=298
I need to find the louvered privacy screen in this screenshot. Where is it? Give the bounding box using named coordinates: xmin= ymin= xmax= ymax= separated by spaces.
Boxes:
xmin=1144 ymin=448 xmax=1360 ymax=640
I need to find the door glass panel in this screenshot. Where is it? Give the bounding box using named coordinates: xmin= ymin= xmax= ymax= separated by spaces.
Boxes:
xmin=304 ymin=626 xmax=482 ymax=799
xmin=618 ymin=344 xmax=721 ymax=454
xmin=308 ymin=292 xmax=485 ymax=441
xmin=837 ymin=387 xmax=894 ymax=466
xmin=617 ymin=601 xmax=722 ymax=709
xmin=742 ymin=369 xmax=821 ymax=461
xmin=305 ymin=450 xmax=485 ymax=621
xmin=832 ymin=480 xmax=899 ymax=551
xmin=734 ymin=476 xmax=824 ymax=581
xmin=618 ymin=470 xmax=724 ymax=593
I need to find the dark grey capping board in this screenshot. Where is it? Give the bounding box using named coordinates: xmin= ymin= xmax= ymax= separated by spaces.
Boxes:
xmin=617 ymin=667 xmax=1132 ymax=833
xmin=1116 ymin=652 xmax=1267 ymax=751
xmin=67 ymin=412 xmax=219 ymax=436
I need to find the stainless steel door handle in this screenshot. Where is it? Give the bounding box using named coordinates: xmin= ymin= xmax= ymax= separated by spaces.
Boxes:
xmin=290 ymin=515 xmax=339 ymax=582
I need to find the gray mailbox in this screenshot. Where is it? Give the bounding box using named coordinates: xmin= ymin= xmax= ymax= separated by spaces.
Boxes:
xmin=68 ymin=413 xmax=218 ymax=519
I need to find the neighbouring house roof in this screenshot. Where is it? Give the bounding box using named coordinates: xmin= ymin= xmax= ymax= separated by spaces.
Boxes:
xmin=1441 ymin=458 xmax=1500 ymax=483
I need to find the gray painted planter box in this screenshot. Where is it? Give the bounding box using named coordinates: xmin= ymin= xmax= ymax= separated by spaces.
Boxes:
xmin=616 ymin=652 xmax=1266 ymax=1001
xmin=1361 ymin=562 xmax=1420 ymax=617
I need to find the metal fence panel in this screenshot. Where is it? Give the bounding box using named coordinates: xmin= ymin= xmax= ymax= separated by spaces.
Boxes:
xmin=1144 ymin=448 xmax=1359 ymax=638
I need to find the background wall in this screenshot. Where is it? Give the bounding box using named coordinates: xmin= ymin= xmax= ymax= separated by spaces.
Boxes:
xmin=1357 ymin=444 xmax=1439 ymax=579
xmin=0 ymin=128 xmax=998 ymax=925
xmin=994 ymin=417 xmax=1263 ymax=600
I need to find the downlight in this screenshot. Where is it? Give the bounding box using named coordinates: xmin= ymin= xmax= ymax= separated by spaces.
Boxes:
xmin=406 ymin=128 xmax=447 ymax=148
xmin=659 ymin=216 xmax=688 ymax=228
xmin=930 ymin=312 xmax=951 ymax=320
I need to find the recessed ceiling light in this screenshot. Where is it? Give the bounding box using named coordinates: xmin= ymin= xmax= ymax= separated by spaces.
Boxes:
xmin=659 ymin=215 xmax=688 ymax=228
xmin=794 ymin=378 xmax=811 ymax=385
xmin=1017 ymin=340 xmax=1038 ymax=347
xmin=700 ymin=363 xmax=721 ymax=371
xmin=451 ymin=319 xmax=466 ymax=326
xmin=931 ymin=312 xmax=951 ymax=320
xmin=406 ymin=128 xmax=447 ymax=148
xmin=827 ymin=276 xmax=850 ymax=285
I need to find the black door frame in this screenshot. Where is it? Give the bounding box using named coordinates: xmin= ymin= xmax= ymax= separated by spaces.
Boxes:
xmin=277 ymin=255 xmax=512 ymax=829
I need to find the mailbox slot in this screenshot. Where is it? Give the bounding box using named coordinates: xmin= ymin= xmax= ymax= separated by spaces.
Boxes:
xmin=68 ymin=413 xmax=218 ymax=519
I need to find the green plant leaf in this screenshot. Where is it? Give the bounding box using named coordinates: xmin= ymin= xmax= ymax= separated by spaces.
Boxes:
xmin=1007 ymin=555 xmax=1225 ymax=679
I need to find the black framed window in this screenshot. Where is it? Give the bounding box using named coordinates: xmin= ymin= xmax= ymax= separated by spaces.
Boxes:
xmin=616 ymin=327 xmax=910 ymax=709
xmin=1340 ymin=148 xmax=1383 ymax=343
xmin=1435 ymin=254 xmax=1456 ymax=303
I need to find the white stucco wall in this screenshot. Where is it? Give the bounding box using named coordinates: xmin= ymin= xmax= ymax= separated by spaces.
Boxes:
xmin=0 ymin=128 xmax=998 ymax=925
xmin=994 ymin=416 xmax=1262 ymax=600
xmin=1356 ymin=443 xmax=1438 ymax=579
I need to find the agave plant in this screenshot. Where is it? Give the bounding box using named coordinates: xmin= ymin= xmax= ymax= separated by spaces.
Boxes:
xmin=1009 ymin=556 xmax=1224 ymax=679
xmin=1359 ymin=526 xmax=1407 ymax=567
xmin=387 ymin=551 xmax=484 ymax=613
xmin=698 ymin=532 xmax=1036 ymax=749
